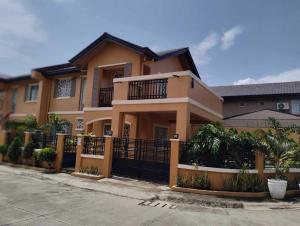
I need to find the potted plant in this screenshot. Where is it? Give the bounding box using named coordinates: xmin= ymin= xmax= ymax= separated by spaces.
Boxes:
xmin=257 ymin=118 xmax=300 ymax=199
xmin=36 ymin=147 xmax=56 ymax=169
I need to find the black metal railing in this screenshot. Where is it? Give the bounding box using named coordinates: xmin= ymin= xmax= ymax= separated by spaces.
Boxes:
xmin=99 ymin=87 xmax=113 ymax=107
xmin=64 ymin=135 xmax=77 ymax=153
xmin=113 ymin=138 xmax=170 ymax=163
xmin=32 ymin=132 xmax=57 ymax=149
xmin=179 ymin=141 xmax=255 ymax=169
xmin=83 ymin=136 xmax=105 ymax=155
xmin=128 ymin=79 xmax=168 ymax=100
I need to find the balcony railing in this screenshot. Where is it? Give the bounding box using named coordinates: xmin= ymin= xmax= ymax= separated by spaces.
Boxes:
xmin=128 ymin=79 xmax=168 ymax=100
xmin=99 ymin=87 xmax=113 ymax=107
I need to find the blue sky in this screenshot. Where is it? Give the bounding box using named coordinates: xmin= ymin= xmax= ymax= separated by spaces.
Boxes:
xmin=0 ymin=0 xmax=300 ymax=86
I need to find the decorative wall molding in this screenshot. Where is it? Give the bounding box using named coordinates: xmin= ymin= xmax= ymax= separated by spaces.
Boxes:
xmin=178 ymin=164 xmax=258 ymax=174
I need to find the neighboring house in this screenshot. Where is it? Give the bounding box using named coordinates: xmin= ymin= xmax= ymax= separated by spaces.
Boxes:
xmin=211 ymin=81 xmax=300 ymax=129
xmin=211 ymin=81 xmax=300 ymax=118
xmin=0 ymin=32 xmax=223 ymax=140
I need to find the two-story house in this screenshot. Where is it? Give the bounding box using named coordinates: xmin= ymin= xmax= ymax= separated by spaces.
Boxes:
xmin=1 ymin=33 xmax=223 ymax=141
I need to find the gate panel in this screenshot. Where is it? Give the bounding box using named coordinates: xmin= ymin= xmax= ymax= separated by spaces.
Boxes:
xmin=112 ymin=138 xmax=170 ymax=183
xmin=62 ymin=135 xmax=77 ymax=169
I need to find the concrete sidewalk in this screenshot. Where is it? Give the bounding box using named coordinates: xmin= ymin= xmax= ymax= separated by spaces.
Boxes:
xmin=1 ymin=164 xmax=300 ymax=211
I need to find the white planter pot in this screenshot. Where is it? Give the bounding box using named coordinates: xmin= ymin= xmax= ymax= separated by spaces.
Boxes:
xmin=268 ymin=179 xmax=287 ymax=199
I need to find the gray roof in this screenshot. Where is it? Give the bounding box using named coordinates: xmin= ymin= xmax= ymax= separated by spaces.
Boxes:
xmin=210 ymin=81 xmax=300 ymax=97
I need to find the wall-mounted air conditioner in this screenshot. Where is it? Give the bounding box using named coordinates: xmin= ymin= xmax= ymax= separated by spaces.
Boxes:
xmin=277 ymin=102 xmax=289 ymax=110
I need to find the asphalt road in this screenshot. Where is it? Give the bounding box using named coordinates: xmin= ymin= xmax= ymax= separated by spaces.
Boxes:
xmin=0 ymin=165 xmax=300 ymax=226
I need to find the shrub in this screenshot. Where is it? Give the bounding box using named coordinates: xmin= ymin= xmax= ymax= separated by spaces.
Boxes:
xmin=177 ymin=175 xmax=190 ymax=188
xmin=23 ymin=141 xmax=35 ymax=159
xmin=7 ymin=137 xmax=23 ymax=163
xmin=36 ymin=148 xmax=56 ymax=163
xmin=0 ymin=144 xmax=8 ymax=156
xmin=24 ymin=115 xmax=38 ymax=131
xmin=79 ymin=166 xmax=100 ymax=175
xmin=193 ymin=173 xmax=211 ymax=190
xmin=223 ymin=166 xmax=266 ymax=192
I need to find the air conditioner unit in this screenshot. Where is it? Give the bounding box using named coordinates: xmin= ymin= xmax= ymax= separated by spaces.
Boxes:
xmin=277 ymin=102 xmax=289 ymax=110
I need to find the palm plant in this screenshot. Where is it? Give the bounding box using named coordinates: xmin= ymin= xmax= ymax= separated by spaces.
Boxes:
xmin=256 ymin=117 xmax=300 ymax=179
xmin=41 ymin=113 xmax=70 ymax=135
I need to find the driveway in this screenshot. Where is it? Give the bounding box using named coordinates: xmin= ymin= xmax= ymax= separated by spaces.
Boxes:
xmin=0 ymin=165 xmax=300 ymax=226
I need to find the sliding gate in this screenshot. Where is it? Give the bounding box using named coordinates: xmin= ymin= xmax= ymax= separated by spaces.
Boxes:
xmin=112 ymin=138 xmax=170 ymax=183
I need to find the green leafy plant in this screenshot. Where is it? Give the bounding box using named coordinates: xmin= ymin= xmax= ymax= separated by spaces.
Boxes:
xmin=177 ymin=175 xmax=190 ymax=188
xmin=256 ymin=118 xmax=300 ymax=180
xmin=22 ymin=141 xmax=35 ymax=159
xmin=223 ymin=165 xmax=266 ymax=192
xmin=41 ymin=113 xmax=71 ymax=135
xmin=7 ymin=137 xmax=23 ymax=163
xmin=36 ymin=148 xmax=56 ymax=162
xmin=188 ymin=122 xmax=259 ymax=168
xmin=79 ymin=166 xmax=100 ymax=175
xmin=193 ymin=173 xmax=211 ymax=190
xmin=24 ymin=115 xmax=38 ymax=131
xmin=0 ymin=144 xmax=8 ymax=156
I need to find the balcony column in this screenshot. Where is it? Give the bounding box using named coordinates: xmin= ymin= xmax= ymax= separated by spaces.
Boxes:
xmin=176 ymin=106 xmax=191 ymax=141
xmin=111 ymin=110 xmax=124 ymax=137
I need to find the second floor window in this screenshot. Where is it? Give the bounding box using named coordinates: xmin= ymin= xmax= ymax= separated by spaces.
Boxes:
xmin=54 ymin=78 xmax=75 ymax=98
xmin=25 ymin=84 xmax=39 ymax=101
xmin=12 ymin=88 xmax=17 ymax=113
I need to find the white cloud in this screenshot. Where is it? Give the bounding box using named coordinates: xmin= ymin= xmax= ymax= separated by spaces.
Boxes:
xmin=221 ymin=26 xmax=243 ymax=50
xmin=233 ymin=68 xmax=300 ymax=85
xmin=0 ymin=0 xmax=46 ymax=61
xmin=191 ymin=32 xmax=219 ymax=65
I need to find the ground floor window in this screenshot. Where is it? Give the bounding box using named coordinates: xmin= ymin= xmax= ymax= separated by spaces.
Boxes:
xmin=123 ymin=123 xmax=130 ymax=138
xmin=154 ymin=125 xmax=169 ymax=140
xmin=103 ymin=123 xmax=111 ymax=136
xmin=76 ymin=118 xmax=84 ymax=131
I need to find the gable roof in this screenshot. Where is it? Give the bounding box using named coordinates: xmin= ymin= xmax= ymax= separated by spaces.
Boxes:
xmin=0 ymin=74 xmax=33 ymax=83
xmin=225 ymin=109 xmax=300 ymax=120
xmin=33 ymin=63 xmax=81 ymax=77
xmin=211 ymin=81 xmax=300 ymax=98
xmin=69 ymin=32 xmax=199 ymax=77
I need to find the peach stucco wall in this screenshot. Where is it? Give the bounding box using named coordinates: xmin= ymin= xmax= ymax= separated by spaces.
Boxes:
xmin=85 ymin=42 xmax=142 ymax=108
xmin=48 ymin=73 xmax=84 ymax=112
xmin=143 ymin=56 xmax=183 ymax=74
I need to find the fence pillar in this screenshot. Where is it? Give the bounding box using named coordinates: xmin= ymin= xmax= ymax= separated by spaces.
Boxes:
xmin=24 ymin=132 xmax=33 ymax=146
xmin=75 ymin=135 xmax=84 ymax=172
xmin=54 ymin=133 xmax=66 ymax=172
xmin=0 ymin=130 xmax=7 ymax=145
xmin=103 ymin=136 xmax=114 ymax=177
xmin=169 ymin=139 xmax=180 ymax=188
xmin=255 ymin=151 xmax=265 ymax=180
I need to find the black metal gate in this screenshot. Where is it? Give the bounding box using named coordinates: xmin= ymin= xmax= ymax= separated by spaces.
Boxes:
xmin=62 ymin=135 xmax=77 ymax=169
xmin=112 ymin=138 xmax=170 ymax=183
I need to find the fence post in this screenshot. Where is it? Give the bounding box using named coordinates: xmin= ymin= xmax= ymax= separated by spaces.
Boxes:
xmin=169 ymin=138 xmax=180 ymax=188
xmin=24 ymin=132 xmax=33 ymax=146
xmin=75 ymin=134 xmax=84 ymax=172
xmin=255 ymin=151 xmax=265 ymax=180
xmin=54 ymin=133 xmax=66 ymax=172
xmin=0 ymin=130 xmax=7 ymax=145
xmin=103 ymin=136 xmax=114 ymax=177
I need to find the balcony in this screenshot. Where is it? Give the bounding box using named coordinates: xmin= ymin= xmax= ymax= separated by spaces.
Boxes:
xmin=99 ymin=87 xmax=113 ymax=107
xmin=128 ymin=79 xmax=168 ymax=100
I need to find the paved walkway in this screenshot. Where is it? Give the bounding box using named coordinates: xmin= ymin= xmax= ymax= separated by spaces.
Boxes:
xmin=1 ymin=164 xmax=300 ymax=225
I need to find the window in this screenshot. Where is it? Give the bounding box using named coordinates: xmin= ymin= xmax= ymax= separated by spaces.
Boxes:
xmin=12 ymin=88 xmax=17 ymax=113
xmin=103 ymin=123 xmax=111 ymax=136
xmin=123 ymin=123 xmax=130 ymax=138
xmin=154 ymin=126 xmax=169 ymax=140
xmin=291 ymin=100 xmax=300 ymax=115
xmin=61 ymin=122 xmax=72 ymax=134
xmin=76 ymin=118 xmax=84 ymax=130
xmin=25 ymin=84 xmax=39 ymax=101
xmin=54 ymin=79 xmax=73 ymax=98
xmin=79 ymin=78 xmax=87 ymax=110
